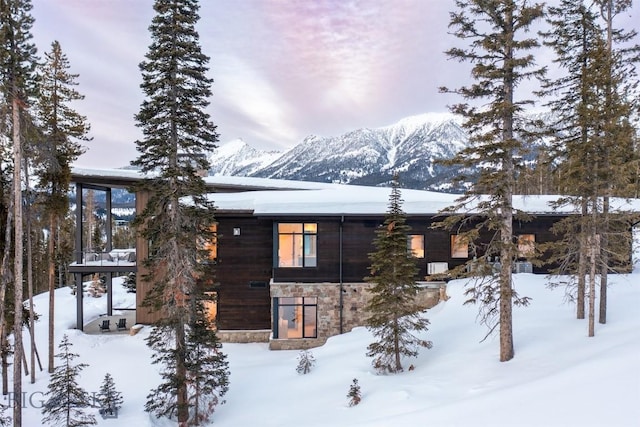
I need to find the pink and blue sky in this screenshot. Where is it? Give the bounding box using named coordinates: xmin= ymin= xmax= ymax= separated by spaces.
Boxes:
xmin=31 ymin=1 xmax=639 ymax=169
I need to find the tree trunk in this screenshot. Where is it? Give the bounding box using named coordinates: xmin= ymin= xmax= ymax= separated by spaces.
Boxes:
xmin=24 ymin=159 xmax=36 ymax=384
xmin=588 ymin=235 xmax=598 ymax=337
xmin=48 ymin=213 xmax=55 ymax=373
xmin=577 ymin=201 xmax=587 ymax=319
xmin=176 ymin=323 xmax=188 ymax=425
xmin=0 ymin=195 xmax=13 ymax=396
xmin=13 ymin=95 xmax=24 ymax=427
xmin=1 ymin=336 xmax=7 ymax=396
xmin=499 ymin=4 xmax=515 ymax=363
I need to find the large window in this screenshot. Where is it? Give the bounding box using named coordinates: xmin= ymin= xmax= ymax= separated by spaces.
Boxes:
xmin=517 ymin=234 xmax=535 ymax=258
xmin=408 ymin=235 xmax=425 ymax=258
xmin=277 ymin=223 xmax=317 ymax=267
xmin=197 ymin=224 xmax=217 ymax=263
xmin=274 ymin=297 xmax=317 ymax=339
xmin=451 ymin=235 xmax=469 ymax=258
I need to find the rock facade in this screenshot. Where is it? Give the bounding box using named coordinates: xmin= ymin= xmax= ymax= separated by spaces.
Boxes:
xmin=269 ymin=281 xmax=444 ymax=350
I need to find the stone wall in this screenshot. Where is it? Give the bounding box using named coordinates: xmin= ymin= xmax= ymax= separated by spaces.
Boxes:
xmin=269 ymin=281 xmax=445 ymax=350
xmin=218 ymin=329 xmax=270 ymax=343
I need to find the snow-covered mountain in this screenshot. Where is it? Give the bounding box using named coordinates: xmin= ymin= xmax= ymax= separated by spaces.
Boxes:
xmin=208 ymin=138 xmax=280 ymax=176
xmin=210 ymin=113 xmax=470 ymax=191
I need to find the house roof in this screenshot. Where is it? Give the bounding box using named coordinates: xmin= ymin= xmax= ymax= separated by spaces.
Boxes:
xmin=71 ymin=167 xmax=640 ymax=216
xmin=71 ymin=167 xmax=334 ymax=192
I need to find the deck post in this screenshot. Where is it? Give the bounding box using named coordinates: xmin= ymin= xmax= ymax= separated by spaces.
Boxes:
xmin=76 ymin=274 xmax=84 ymax=331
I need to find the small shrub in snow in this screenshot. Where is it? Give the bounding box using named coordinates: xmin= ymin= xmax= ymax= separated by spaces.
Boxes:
xmin=347 ymin=378 xmax=361 ymax=407
xmin=0 ymin=403 xmax=9 ymax=426
xmin=96 ymin=373 xmax=123 ymax=418
xmin=296 ymin=350 xmax=315 ymax=374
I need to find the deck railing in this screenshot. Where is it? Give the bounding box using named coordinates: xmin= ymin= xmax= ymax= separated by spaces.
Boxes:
xmin=71 ymin=249 xmax=136 ymax=266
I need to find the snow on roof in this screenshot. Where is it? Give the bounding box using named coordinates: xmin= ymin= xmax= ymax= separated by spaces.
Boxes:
xmin=213 ymin=186 xmax=640 ymax=216
xmin=71 ymin=167 xmax=334 ymax=191
xmin=72 ymin=167 xmax=640 ymax=216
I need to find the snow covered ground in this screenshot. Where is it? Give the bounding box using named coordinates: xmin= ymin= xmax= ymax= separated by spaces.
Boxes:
xmin=11 ymin=270 xmax=640 ymax=426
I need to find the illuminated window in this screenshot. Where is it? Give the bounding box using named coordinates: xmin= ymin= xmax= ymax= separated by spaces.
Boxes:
xmin=203 ymin=291 xmax=217 ymax=328
xmin=274 ymin=297 xmax=317 ymax=339
xmin=197 ymin=224 xmax=217 ymax=263
xmin=517 ymin=234 xmax=535 ymax=258
xmin=408 ymin=235 xmax=424 ymax=258
xmin=451 ymin=235 xmax=469 ymax=258
xmin=277 ymin=223 xmax=317 ymax=267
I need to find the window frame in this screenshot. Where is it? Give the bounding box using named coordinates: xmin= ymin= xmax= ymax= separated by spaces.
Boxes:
xmin=408 ymin=234 xmax=425 ymax=258
xmin=450 ymin=234 xmax=469 ymax=258
xmin=273 ymin=297 xmax=318 ymax=339
xmin=276 ymin=222 xmax=318 ymax=268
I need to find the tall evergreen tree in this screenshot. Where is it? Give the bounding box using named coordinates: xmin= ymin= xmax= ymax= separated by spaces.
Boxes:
xmin=439 ymin=0 xmax=544 ymax=361
xmin=538 ymin=0 xmax=604 ymax=321
xmin=132 ymin=0 xmax=219 ymax=424
xmin=593 ymin=0 xmax=639 ymax=328
xmin=34 ymin=40 xmax=89 ymax=374
xmin=184 ymin=291 xmax=229 ymax=425
xmin=41 ymin=334 xmax=96 ymax=427
xmin=0 ymin=0 xmax=38 ymax=423
xmin=364 ymin=176 xmax=432 ymax=374
xmin=539 ymin=0 xmax=639 ymax=336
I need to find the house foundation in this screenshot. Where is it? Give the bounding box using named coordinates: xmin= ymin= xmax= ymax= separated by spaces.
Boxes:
xmin=269 ymin=281 xmax=445 ymax=350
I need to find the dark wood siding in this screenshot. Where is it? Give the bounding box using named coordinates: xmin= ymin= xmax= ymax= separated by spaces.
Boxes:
xmin=214 ymin=215 xmax=273 ymax=330
xmin=209 ymin=213 xmax=582 ymax=330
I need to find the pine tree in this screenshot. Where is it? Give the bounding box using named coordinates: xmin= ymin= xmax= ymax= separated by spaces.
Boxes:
xmin=132 ymin=0 xmax=219 ymax=424
xmin=539 ymin=0 xmax=639 ymax=336
xmin=538 ymin=0 xmax=604 ymax=322
xmin=592 ymin=0 xmax=639 ymax=329
xmin=0 ymin=0 xmax=38 ymax=424
xmin=184 ymin=291 xmax=229 ymax=425
xmin=96 ymin=373 xmax=123 ymax=417
xmin=364 ymin=175 xmax=432 ymax=374
xmin=347 ymin=378 xmax=361 ymax=407
xmin=295 ymin=350 xmax=315 ymax=375
xmin=438 ymin=0 xmax=544 ymax=362
xmin=41 ymin=334 xmax=96 ymax=427
xmin=122 ymin=272 xmax=136 ymax=294
xmin=33 ymin=40 xmax=89 ymax=375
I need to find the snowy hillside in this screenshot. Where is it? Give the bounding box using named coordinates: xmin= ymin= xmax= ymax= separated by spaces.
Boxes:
xmin=13 ymin=271 xmax=640 ymax=426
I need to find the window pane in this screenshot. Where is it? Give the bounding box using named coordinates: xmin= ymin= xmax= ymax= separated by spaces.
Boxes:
xmin=278 ymin=234 xmax=304 ymax=267
xmin=278 ymin=305 xmax=302 ymax=339
xmin=517 ymin=234 xmax=535 ymax=257
xmin=303 ymin=223 xmax=317 ymax=233
xmin=278 ymin=234 xmax=294 ymax=267
xmin=278 ymin=223 xmax=302 ymax=233
xmin=303 ymin=305 xmax=317 ymax=338
xmin=408 ymin=235 xmax=424 ymax=258
xmin=279 ymin=297 xmax=303 ymax=305
xmin=304 ymin=234 xmax=317 ymax=267
xmin=451 ymin=235 xmax=469 ymax=258
xmin=303 ymin=297 xmax=317 ymax=304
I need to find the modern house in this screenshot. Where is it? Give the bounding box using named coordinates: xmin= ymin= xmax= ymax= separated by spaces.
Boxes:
xmin=69 ymin=168 xmax=635 ymax=350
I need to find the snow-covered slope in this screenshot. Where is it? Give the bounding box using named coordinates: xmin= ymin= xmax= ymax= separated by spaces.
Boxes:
xmin=16 ymin=270 xmax=640 ymax=426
